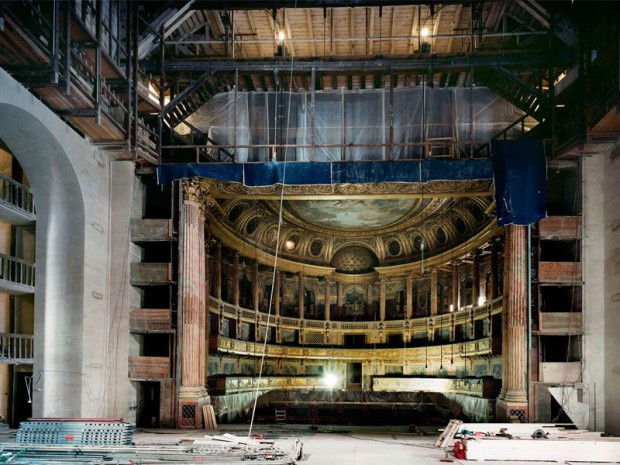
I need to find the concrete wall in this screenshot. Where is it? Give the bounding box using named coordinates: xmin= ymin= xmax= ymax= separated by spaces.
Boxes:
xmin=0 ymin=68 xmax=130 ymax=419
xmin=603 ymin=153 xmax=620 ymax=435
xmin=582 ymin=156 xmax=606 ymax=431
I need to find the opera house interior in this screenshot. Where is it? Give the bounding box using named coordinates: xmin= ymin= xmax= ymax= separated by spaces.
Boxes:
xmin=0 ymin=0 xmax=618 ymax=437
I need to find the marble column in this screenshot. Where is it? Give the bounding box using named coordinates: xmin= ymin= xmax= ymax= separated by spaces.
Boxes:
xmin=452 ymin=261 xmax=460 ymax=312
xmin=178 ymin=179 xmax=211 ymax=428
xmin=232 ymin=253 xmax=240 ymax=307
xmin=214 ymin=243 xmax=222 ymax=300
xmin=298 ymin=273 xmax=305 ymax=319
xmin=379 ymin=277 xmax=386 ymax=321
xmin=324 ymin=279 xmax=331 ymax=321
xmin=472 ymin=249 xmax=481 ymax=307
xmin=406 ymin=273 xmax=413 ymax=320
xmin=497 ymin=225 xmax=529 ymax=422
xmin=430 ymin=268 xmax=438 ymax=316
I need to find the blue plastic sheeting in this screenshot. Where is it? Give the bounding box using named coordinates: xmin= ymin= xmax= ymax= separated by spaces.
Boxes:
xmin=157 ymin=159 xmax=493 ymax=186
xmin=492 ymin=140 xmax=547 ymax=226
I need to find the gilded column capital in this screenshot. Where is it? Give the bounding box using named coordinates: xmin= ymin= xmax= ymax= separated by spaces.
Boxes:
xmin=182 ymin=178 xmax=215 ymax=216
xmin=182 ymin=178 xmax=206 ymax=203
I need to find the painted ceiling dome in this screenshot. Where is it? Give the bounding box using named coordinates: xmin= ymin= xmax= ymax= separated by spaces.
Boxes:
xmin=206 ymin=179 xmax=495 ymax=274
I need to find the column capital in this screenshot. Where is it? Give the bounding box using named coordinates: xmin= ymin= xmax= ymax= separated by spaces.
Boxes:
xmin=182 ymin=178 xmax=215 ymax=215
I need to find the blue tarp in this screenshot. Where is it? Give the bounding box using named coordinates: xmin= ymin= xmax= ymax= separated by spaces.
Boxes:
xmin=491 ymin=140 xmax=547 ymax=226
xmin=157 ymin=159 xmax=493 ymax=186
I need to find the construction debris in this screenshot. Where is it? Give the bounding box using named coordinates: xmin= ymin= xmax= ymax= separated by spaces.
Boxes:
xmin=437 ymin=420 xmax=618 ymax=462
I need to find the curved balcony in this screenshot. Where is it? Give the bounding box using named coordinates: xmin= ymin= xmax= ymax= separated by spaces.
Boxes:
xmin=209 ymin=295 xmax=502 ymax=340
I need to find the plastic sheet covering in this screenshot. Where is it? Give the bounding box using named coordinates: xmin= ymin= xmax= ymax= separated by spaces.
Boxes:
xmin=181 ymin=87 xmax=535 ymax=163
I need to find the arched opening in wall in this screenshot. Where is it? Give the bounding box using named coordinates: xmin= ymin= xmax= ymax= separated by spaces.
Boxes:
xmin=0 ymin=141 xmax=35 ymax=427
xmin=0 ymin=101 xmax=86 ymax=420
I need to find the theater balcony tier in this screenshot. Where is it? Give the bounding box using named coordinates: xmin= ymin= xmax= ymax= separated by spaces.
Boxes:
xmin=209 ymin=295 xmax=502 ymax=348
xmin=210 ymin=335 xmax=498 ymax=362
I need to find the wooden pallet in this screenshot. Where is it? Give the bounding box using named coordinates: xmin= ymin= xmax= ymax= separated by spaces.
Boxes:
xmin=202 ymin=404 xmax=218 ymax=430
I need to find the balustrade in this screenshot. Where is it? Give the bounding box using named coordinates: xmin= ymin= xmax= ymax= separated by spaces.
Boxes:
xmin=0 ymin=254 xmax=35 ymax=287
xmin=209 ymin=296 xmax=502 ymax=349
xmin=0 ymin=333 xmax=34 ymax=363
xmin=0 ymin=173 xmax=35 ymax=216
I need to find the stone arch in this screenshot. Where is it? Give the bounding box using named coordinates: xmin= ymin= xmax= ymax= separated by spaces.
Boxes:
xmin=0 ymin=70 xmax=110 ymax=419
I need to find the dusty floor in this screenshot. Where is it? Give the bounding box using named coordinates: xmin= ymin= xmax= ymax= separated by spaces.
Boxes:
xmin=0 ymin=423 xmax=616 ymax=464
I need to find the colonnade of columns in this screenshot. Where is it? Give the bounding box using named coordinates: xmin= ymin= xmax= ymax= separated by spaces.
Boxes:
xmin=208 ymin=249 xmax=501 ymax=323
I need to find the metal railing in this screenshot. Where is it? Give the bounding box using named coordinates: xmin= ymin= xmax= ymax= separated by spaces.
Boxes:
xmin=0 ymin=333 xmax=34 ymax=363
xmin=0 ymin=254 xmax=35 ymax=288
xmin=0 ymin=174 xmax=35 ymax=217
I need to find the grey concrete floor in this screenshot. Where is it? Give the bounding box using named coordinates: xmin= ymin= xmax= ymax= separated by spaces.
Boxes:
xmin=132 ymin=424 xmax=618 ymax=465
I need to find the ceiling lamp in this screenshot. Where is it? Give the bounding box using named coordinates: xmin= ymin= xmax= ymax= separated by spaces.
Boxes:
xmin=284 ymin=239 xmax=296 ymax=251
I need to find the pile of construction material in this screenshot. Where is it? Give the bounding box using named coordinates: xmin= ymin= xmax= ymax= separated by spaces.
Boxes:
xmin=437 ymin=420 xmax=620 ymax=462
xmin=1 ymin=432 xmax=303 ymax=464
xmin=16 ymin=418 xmax=135 ymax=446
xmin=193 ymin=433 xmax=304 ymax=462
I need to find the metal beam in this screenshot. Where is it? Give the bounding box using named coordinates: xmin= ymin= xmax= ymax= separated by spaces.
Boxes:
xmin=191 ymin=0 xmax=482 ymax=9
xmin=142 ymin=51 xmax=569 ymax=74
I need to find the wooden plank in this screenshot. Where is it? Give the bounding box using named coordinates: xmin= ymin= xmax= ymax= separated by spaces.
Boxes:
xmin=130 ymin=308 xmax=172 ymax=332
xmin=540 ymin=362 xmax=582 ymax=384
xmin=539 ymin=312 xmax=582 ymax=334
xmin=539 ymin=262 xmax=581 ymax=283
xmin=128 ymin=356 xmax=170 ymax=379
xmin=435 ymin=420 xmax=463 ymax=448
xmin=539 ymin=216 xmax=581 ymax=239
xmin=464 ymin=437 xmax=620 ymax=461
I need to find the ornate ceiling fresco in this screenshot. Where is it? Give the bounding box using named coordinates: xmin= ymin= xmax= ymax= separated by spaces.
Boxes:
xmin=205 ymin=179 xmax=496 ymax=275
xmin=288 ymin=199 xmax=418 ymax=231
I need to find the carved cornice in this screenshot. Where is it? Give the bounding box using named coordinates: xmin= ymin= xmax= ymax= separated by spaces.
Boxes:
xmin=208 ymin=179 xmax=493 ymax=199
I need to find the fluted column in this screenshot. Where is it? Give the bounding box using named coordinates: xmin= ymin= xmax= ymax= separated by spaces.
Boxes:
xmin=497 ymin=225 xmax=529 ymax=422
xmin=324 ymin=278 xmax=331 ymax=321
xmin=452 ymin=261 xmax=460 ymax=312
xmin=232 ymin=253 xmax=240 ymax=307
xmin=214 ymin=243 xmax=222 ymax=300
xmin=405 ymin=273 xmax=413 ymax=319
xmin=472 ymin=249 xmax=481 ymax=307
xmin=178 ymin=179 xmax=211 ymax=428
xmin=379 ymin=276 xmax=386 ymax=321
xmin=298 ymin=273 xmax=305 ymax=319
xmin=430 ymin=268 xmax=438 ymax=316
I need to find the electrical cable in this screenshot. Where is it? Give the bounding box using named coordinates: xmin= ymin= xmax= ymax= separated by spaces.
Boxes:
xmin=248 ymin=2 xmax=298 ymax=437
